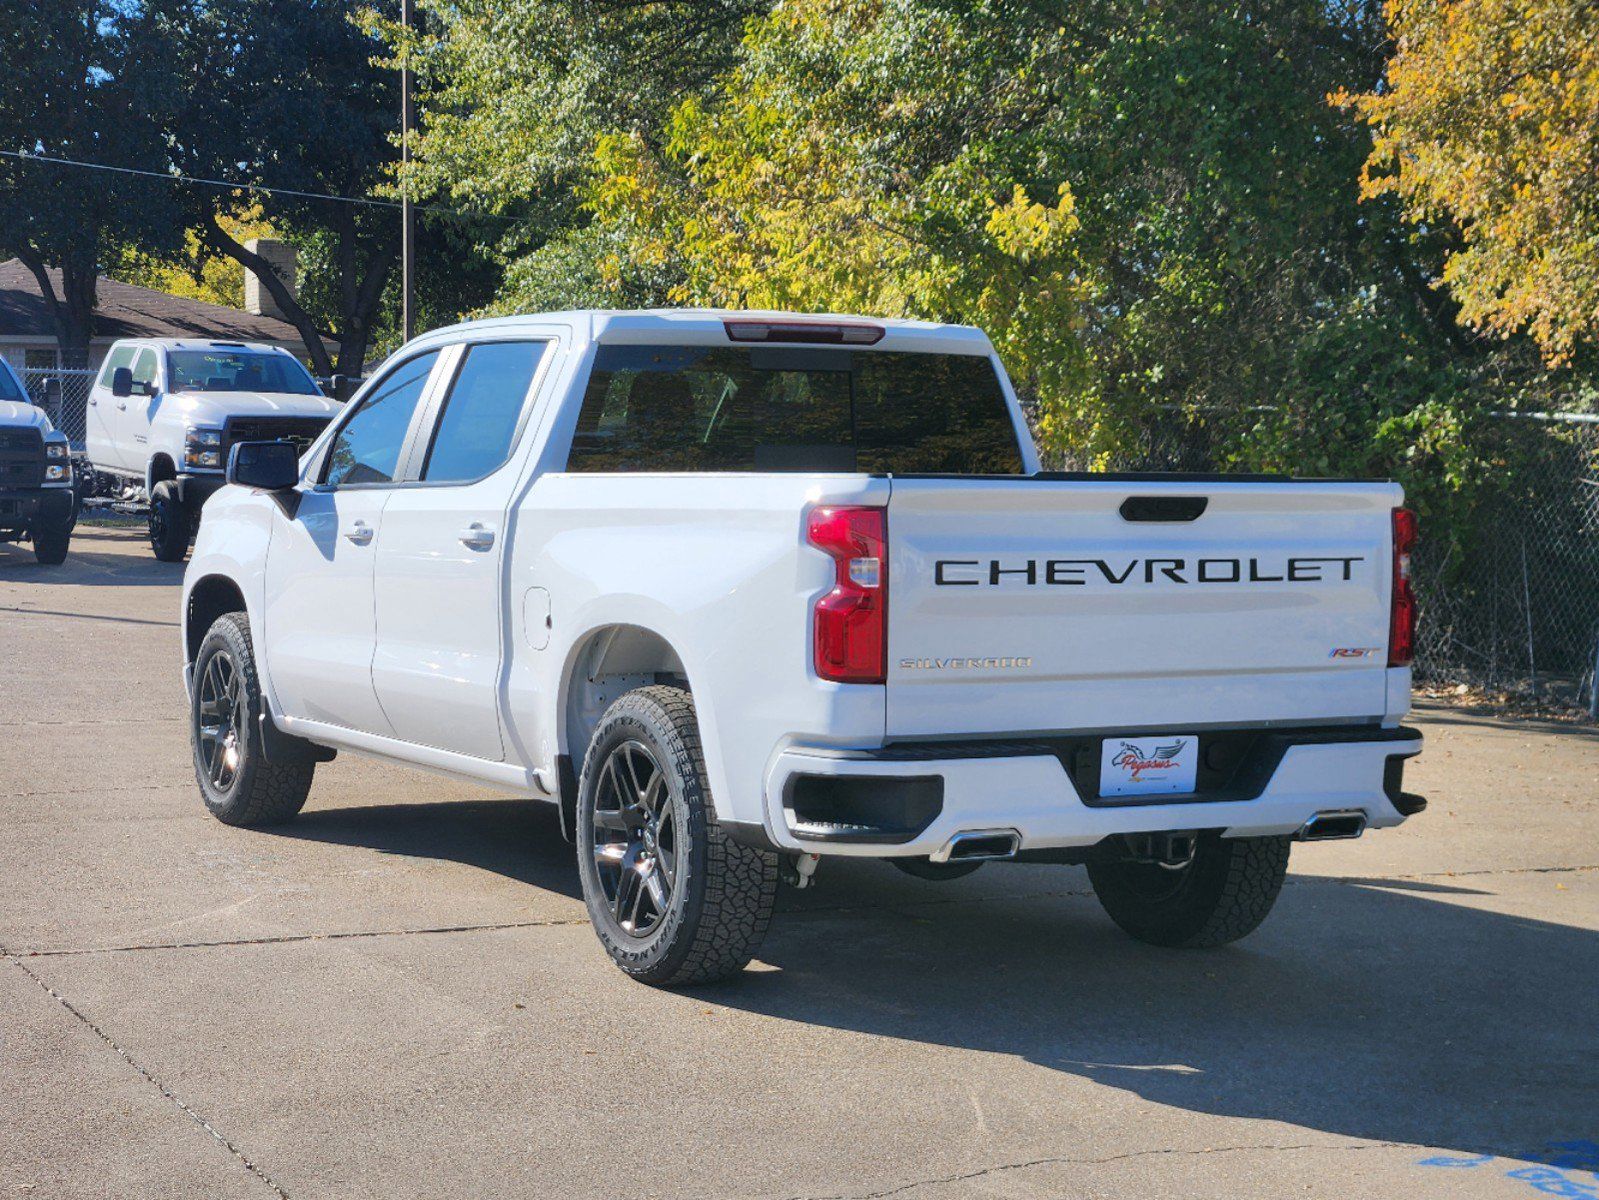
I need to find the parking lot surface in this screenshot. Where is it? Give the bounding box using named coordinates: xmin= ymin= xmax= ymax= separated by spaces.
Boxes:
xmin=3 ymin=525 xmax=1597 ymax=1199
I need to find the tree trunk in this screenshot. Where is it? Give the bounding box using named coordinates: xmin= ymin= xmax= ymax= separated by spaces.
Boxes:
xmin=16 ymin=244 xmax=96 ymax=368
xmin=201 ymin=218 xmax=335 ymax=377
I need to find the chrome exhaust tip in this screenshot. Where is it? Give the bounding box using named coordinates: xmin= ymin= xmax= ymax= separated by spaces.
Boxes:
xmin=1296 ymin=810 xmax=1368 ymax=842
xmin=931 ymin=829 xmax=1022 ymax=863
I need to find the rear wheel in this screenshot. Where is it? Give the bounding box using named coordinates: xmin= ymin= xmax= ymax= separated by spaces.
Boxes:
xmin=576 ymin=686 xmax=778 ymax=986
xmin=190 ymin=612 xmax=313 ymax=827
xmin=149 ymin=479 xmax=192 ymax=562
xmin=1088 ymin=832 xmax=1290 ymax=948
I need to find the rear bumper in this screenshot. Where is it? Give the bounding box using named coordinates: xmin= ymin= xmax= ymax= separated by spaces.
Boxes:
xmin=761 ymin=725 xmax=1423 ymax=857
xmin=0 ymin=486 xmax=74 ymax=527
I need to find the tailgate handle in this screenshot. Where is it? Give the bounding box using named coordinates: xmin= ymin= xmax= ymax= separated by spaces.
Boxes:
xmin=1119 ymin=495 xmax=1208 ymax=522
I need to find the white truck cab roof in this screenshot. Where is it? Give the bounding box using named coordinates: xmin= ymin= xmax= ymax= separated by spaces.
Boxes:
xmin=415 ymin=308 xmax=996 ymax=356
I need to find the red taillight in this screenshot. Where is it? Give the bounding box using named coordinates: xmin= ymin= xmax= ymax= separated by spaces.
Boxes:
xmin=807 ymin=505 xmax=887 ymax=684
xmin=1389 ymin=507 xmax=1418 ymax=667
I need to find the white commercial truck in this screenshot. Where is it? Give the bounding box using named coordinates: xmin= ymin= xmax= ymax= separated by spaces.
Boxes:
xmin=84 ymin=339 xmax=340 ymax=561
xmin=181 ymin=310 xmax=1424 ymax=985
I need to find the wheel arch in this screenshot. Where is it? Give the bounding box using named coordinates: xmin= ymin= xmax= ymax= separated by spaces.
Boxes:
xmin=185 ymin=573 xmax=249 ymax=667
xmin=146 ymin=453 xmax=178 ymax=495
xmin=555 ymin=623 xmax=693 ymax=839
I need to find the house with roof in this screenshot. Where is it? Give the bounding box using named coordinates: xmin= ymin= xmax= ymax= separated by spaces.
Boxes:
xmin=0 ymin=242 xmax=313 ymax=373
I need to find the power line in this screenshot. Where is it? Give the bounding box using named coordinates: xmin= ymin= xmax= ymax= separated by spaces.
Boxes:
xmin=0 ymin=148 xmax=517 ymax=225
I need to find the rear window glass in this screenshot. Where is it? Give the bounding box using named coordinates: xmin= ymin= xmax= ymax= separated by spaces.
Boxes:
xmin=565 ymin=345 xmax=1024 ymax=475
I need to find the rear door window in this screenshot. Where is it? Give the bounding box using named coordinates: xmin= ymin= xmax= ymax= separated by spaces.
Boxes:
xmin=421 ymin=341 xmax=547 ymax=483
xmin=323 ymin=351 xmax=440 ymax=487
xmin=565 ymin=345 xmax=1022 ymax=475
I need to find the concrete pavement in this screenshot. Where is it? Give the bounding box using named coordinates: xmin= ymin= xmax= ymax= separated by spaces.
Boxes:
xmin=3 ymin=525 xmax=1597 ymax=1199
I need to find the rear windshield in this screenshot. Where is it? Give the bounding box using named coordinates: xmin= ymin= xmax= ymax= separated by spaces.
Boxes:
xmin=168 ymin=350 xmax=321 ymax=396
xmin=565 ymin=345 xmax=1024 ymax=474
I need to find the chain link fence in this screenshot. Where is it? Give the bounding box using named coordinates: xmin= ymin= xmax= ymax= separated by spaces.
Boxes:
xmin=18 ymin=366 xmax=95 ymax=450
xmin=1410 ymin=414 xmax=1599 ymax=711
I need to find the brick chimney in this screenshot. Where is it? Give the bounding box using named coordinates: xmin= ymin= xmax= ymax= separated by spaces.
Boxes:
xmin=243 ymin=239 xmax=298 ymax=319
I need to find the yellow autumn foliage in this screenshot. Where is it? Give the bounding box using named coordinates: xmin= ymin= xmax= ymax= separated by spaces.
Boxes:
xmin=1339 ymin=0 xmax=1599 ymax=363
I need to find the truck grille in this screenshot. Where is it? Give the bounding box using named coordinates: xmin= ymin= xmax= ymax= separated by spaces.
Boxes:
xmin=222 ymin=416 xmax=331 ymax=460
xmin=0 ymin=426 xmax=45 ymax=489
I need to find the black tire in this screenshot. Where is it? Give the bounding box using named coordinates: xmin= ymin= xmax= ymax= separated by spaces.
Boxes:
xmin=1088 ymin=832 xmax=1291 ymax=948
xmin=576 ymin=686 xmax=778 ymax=986
xmin=190 ymin=611 xmax=313 ymax=827
xmin=149 ymin=479 xmax=192 ymax=562
xmin=32 ymin=519 xmax=70 ymax=564
xmin=891 ymin=857 xmax=984 ymax=881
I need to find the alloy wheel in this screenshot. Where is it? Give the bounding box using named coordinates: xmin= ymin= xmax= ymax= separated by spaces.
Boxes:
xmin=196 ymin=649 xmax=246 ymax=791
xmin=590 ymin=740 xmax=679 ymax=937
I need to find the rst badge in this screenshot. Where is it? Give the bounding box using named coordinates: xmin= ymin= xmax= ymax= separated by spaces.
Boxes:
xmin=1100 ymin=736 xmax=1199 ymax=797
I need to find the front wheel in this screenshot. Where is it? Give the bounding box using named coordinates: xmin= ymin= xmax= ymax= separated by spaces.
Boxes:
xmin=32 ymin=519 xmax=70 ymax=564
xmin=149 ymin=479 xmax=192 ymax=562
xmin=1088 ymin=833 xmax=1291 ymax=948
xmin=191 ymin=612 xmax=313 ymax=827
xmin=576 ymin=686 xmax=778 ymax=986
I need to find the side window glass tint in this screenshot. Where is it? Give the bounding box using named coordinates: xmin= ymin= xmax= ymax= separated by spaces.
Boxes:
xmin=422 ymin=341 xmax=547 ymax=482
xmin=323 ymin=351 xmax=439 ymax=487
xmin=130 ymin=349 xmax=158 ymax=392
xmin=97 ymin=346 xmax=135 ymax=387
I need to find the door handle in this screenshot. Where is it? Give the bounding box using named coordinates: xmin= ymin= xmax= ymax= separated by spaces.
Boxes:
xmin=344 ymin=520 xmax=374 ymax=546
xmin=116 ymin=402 xmax=127 ymax=411
xmin=87 ymin=398 xmax=97 ymax=407
xmin=458 ymin=523 xmax=495 ymax=550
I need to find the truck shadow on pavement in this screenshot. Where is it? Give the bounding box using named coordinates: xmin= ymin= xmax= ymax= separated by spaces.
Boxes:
xmin=265 ymin=794 xmax=1595 ymax=1165
xmin=274 ymin=798 xmax=585 ymax=901
xmin=730 ymin=859 xmax=1599 ymax=1167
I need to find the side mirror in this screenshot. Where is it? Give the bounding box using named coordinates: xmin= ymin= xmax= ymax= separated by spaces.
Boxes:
xmin=329 ymin=374 xmax=360 ymax=401
xmin=227 ymin=440 xmax=300 ymax=491
xmin=111 ymin=367 xmax=133 ymax=398
xmin=43 ymin=377 xmax=61 ymax=405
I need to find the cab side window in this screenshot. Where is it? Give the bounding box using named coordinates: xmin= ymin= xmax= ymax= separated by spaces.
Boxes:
xmin=323 ymin=351 xmax=439 ymax=487
xmin=129 ymin=349 xmax=159 ymax=395
xmin=421 ymin=341 xmax=547 ymax=483
xmin=96 ymin=345 xmax=136 ymax=388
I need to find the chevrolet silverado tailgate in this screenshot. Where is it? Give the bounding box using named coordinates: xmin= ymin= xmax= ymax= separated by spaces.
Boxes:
xmin=885 ymin=477 xmax=1403 ymax=737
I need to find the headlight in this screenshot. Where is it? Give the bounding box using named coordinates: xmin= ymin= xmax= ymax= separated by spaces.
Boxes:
xmin=45 ymin=442 xmax=68 ymax=460
xmin=184 ymin=427 xmax=224 ymax=470
xmin=45 ymin=462 xmax=70 ymax=482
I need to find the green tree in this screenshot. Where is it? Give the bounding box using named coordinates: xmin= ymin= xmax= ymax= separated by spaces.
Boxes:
xmin=0 ymin=2 xmax=188 ymax=365
xmin=163 ymin=0 xmax=407 ymax=376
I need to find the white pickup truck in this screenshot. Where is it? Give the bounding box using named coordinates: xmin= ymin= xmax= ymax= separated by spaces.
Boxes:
xmin=181 ymin=310 xmax=1424 ymax=985
xmin=84 ymin=339 xmax=341 ymax=561
xmin=0 ymin=357 xmax=75 ymax=564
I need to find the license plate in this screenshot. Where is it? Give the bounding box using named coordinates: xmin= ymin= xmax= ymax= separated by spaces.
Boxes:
xmin=1100 ymin=735 xmax=1199 ymax=797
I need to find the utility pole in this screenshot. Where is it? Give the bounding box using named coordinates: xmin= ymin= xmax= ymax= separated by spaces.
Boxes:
xmin=400 ymin=0 xmax=415 ymax=344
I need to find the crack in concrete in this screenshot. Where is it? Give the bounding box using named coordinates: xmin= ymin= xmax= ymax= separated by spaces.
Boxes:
xmin=783 ymin=1138 xmax=1412 ymax=1200
xmin=0 ymin=604 xmax=180 ymax=628
xmin=12 ymin=915 xmax=591 ymax=958
xmin=3 ymin=953 xmax=290 ymax=1198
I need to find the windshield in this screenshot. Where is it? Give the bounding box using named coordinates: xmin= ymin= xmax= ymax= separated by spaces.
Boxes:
xmin=567 ymin=345 xmax=1024 ymax=474
xmin=167 ymin=349 xmax=321 ymax=396
xmin=0 ymin=360 xmax=26 ymax=404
